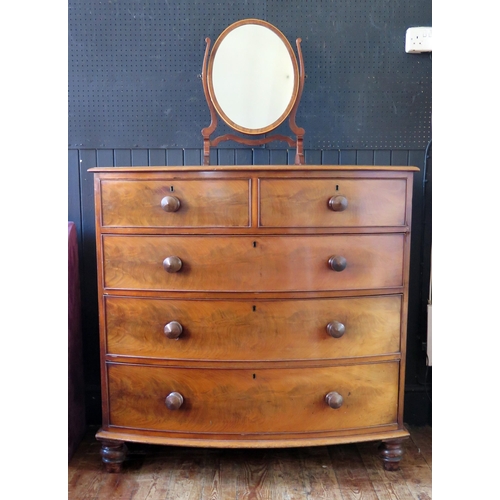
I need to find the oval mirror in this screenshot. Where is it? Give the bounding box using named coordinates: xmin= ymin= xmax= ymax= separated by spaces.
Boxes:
xmin=207 ymin=19 xmax=299 ymax=135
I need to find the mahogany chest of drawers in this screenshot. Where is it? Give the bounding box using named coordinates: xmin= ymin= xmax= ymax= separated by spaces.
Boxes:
xmin=91 ymin=165 xmax=417 ymax=472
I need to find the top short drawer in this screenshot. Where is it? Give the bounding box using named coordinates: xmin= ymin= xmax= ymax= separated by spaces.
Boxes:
xmin=259 ymin=178 xmax=408 ymax=227
xmin=99 ymin=179 xmax=250 ymax=228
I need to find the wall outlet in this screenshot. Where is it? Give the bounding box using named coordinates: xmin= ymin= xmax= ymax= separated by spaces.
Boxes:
xmin=405 ymin=27 xmax=432 ymax=53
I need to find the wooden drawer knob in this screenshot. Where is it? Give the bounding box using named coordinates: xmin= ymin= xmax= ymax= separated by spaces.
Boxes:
xmin=328 ymin=195 xmax=348 ymax=212
xmin=325 ymin=391 xmax=344 ymax=409
xmin=328 ymin=255 xmax=347 ymax=272
xmin=164 ymin=321 xmax=183 ymax=339
xmin=326 ymin=321 xmax=346 ymax=338
xmin=163 ymin=256 xmax=183 ymax=273
xmin=165 ymin=392 xmax=184 ymax=410
xmin=161 ymin=195 xmax=181 ymax=212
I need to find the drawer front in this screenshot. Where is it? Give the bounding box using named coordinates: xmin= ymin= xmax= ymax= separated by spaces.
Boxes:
xmin=99 ymin=179 xmax=250 ymax=227
xmin=102 ymin=234 xmax=404 ymax=291
xmin=105 ymin=295 xmax=401 ymax=360
xmin=260 ymin=178 xmax=407 ymax=227
xmin=107 ymin=362 xmax=399 ymax=433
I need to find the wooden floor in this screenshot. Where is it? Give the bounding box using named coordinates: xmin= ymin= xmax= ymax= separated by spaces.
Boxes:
xmin=69 ymin=425 xmax=431 ymax=500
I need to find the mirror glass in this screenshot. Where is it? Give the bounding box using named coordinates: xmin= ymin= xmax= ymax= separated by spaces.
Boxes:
xmin=208 ymin=20 xmax=299 ymax=135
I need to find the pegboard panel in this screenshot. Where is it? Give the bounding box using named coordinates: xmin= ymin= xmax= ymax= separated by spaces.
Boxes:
xmin=267 ymin=0 xmax=432 ymax=149
xmin=69 ymin=0 xmax=431 ymax=150
xmin=69 ymin=0 xmax=265 ymax=148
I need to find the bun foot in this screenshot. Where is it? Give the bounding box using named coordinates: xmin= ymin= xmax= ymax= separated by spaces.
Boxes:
xmin=100 ymin=440 xmax=127 ymax=473
xmin=378 ymin=438 xmax=405 ymax=471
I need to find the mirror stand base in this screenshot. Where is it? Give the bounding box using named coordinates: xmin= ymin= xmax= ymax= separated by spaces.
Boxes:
xmin=202 ymin=133 xmax=304 ymax=166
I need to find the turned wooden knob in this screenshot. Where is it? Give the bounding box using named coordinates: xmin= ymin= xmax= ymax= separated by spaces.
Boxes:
xmin=165 ymin=392 xmax=184 ymax=410
xmin=328 ymin=255 xmax=347 ymax=272
xmin=325 ymin=391 xmax=344 ymax=409
xmin=163 ymin=256 xmax=183 ymax=273
xmin=328 ymin=195 xmax=348 ymax=212
xmin=326 ymin=320 xmax=346 ymax=338
xmin=164 ymin=321 xmax=183 ymax=339
xmin=161 ymin=195 xmax=181 ymax=212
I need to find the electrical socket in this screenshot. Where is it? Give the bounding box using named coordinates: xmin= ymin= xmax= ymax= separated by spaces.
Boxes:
xmin=405 ymin=27 xmax=432 ymax=53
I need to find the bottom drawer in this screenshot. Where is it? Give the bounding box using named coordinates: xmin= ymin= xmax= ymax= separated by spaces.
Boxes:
xmin=107 ymin=362 xmax=399 ymax=434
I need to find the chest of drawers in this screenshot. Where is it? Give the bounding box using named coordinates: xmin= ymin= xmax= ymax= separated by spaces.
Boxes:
xmin=91 ymin=165 xmax=417 ymax=472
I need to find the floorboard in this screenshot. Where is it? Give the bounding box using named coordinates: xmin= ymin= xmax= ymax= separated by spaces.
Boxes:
xmin=68 ymin=426 xmax=432 ymax=500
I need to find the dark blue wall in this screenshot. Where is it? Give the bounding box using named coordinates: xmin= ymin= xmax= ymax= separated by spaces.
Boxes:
xmin=68 ymin=0 xmax=432 ymax=425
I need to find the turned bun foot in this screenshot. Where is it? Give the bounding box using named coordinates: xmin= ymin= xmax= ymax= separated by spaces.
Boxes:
xmin=378 ymin=438 xmax=405 ymax=471
xmin=100 ymin=440 xmax=127 ymax=473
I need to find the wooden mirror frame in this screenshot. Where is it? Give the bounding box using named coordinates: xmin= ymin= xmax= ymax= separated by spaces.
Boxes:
xmin=201 ymin=19 xmax=305 ymax=166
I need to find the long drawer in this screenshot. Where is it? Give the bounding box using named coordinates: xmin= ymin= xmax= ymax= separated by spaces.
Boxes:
xmin=107 ymin=362 xmax=399 ymax=433
xmin=105 ymin=295 xmax=402 ymax=360
xmin=259 ymin=178 xmax=408 ymax=227
xmin=102 ymin=234 xmax=404 ymax=291
xmin=99 ymin=178 xmax=251 ymax=228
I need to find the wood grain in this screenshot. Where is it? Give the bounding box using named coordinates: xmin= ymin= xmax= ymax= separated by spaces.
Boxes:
xmin=357 ymin=440 xmax=415 ymax=500
xmin=69 ymin=425 xmax=431 ymax=499
xmin=329 ymin=443 xmax=380 ymax=499
xmin=91 ymin=166 xmax=415 ymax=468
xmin=102 ymin=234 xmax=404 ymax=292
xmin=408 ymin=424 xmax=432 ymax=468
xmin=105 ymin=295 xmax=402 ymax=360
xmin=100 ymin=178 xmax=250 ymax=228
xmin=260 ymin=178 xmax=408 ymax=228
xmin=106 ymin=362 xmax=399 ymax=434
xmin=298 ymin=446 xmax=344 ymax=499
xmin=397 ymin=426 xmax=433 ymax=500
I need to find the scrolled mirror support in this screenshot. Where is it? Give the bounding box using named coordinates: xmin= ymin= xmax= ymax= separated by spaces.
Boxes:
xmin=201 ymin=36 xmax=218 ymax=165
